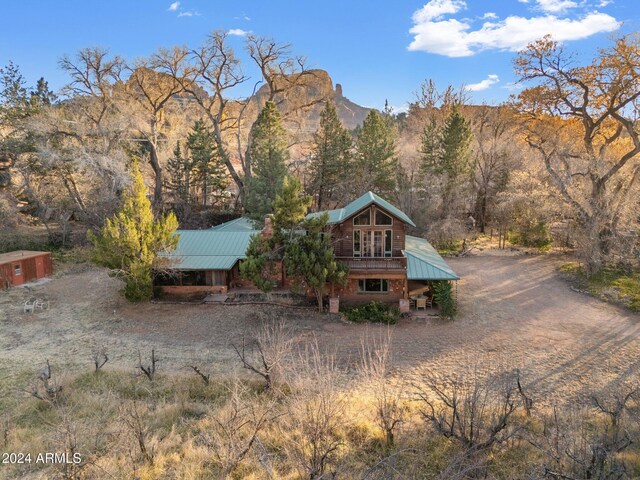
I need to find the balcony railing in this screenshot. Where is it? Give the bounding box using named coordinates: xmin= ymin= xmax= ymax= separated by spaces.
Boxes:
xmin=337 ymin=257 xmax=406 ymax=270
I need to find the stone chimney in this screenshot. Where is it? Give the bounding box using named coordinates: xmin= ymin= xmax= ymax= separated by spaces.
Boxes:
xmin=261 ymin=214 xmax=274 ymax=239
xmin=335 ymin=83 xmax=343 ymax=98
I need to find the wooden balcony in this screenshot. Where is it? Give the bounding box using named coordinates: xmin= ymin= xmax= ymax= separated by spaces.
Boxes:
xmin=338 ymin=257 xmax=406 ymax=271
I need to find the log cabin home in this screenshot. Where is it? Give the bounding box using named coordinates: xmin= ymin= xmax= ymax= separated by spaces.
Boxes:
xmin=155 ymin=192 xmax=459 ymax=307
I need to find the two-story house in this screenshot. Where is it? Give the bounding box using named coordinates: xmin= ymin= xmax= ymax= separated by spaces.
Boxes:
xmin=308 ymin=192 xmax=459 ymax=304
xmin=156 ymin=192 xmax=459 ymax=307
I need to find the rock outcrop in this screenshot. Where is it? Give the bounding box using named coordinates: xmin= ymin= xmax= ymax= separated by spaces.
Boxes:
xmin=251 ymin=69 xmax=370 ymax=131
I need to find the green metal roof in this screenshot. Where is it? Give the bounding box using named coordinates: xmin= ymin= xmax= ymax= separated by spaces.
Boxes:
xmin=307 ymin=191 xmax=416 ymax=227
xmin=159 ymin=225 xmax=258 ymax=271
xmin=403 ymin=236 xmax=460 ymax=281
xmin=160 ymin=215 xmax=457 ymax=281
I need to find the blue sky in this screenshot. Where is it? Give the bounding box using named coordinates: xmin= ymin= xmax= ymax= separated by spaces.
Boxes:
xmin=1 ymin=0 xmax=637 ymax=111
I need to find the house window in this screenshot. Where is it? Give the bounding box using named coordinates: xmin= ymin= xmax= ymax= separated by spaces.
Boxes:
xmin=358 ymin=278 xmax=389 ymax=293
xmin=356 ymin=230 xmax=393 ymax=257
xmin=373 ymin=231 xmax=383 ymax=257
xmin=385 ymin=230 xmax=392 ymax=257
xmin=353 ymin=210 xmax=371 ymax=226
xmin=375 ymin=209 xmax=393 ymax=226
xmin=14 ymin=264 xmax=22 ymax=276
xmin=353 ymin=229 xmax=361 ymax=257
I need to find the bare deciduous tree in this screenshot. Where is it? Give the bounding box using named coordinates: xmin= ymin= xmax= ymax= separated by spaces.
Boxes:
xmin=515 ymin=35 xmax=640 ymax=272
xmin=58 ymin=46 xmax=124 ymax=133
xmin=31 ymin=359 xmax=63 ymax=403
xmin=201 ymin=381 xmax=279 ymax=478
xmin=189 ymin=364 xmax=210 ymax=385
xmin=91 ymin=346 xmax=109 ymax=372
xmin=533 ymin=386 xmax=637 ymax=480
xmin=359 ymin=332 xmax=407 ymax=447
xmin=415 ymin=369 xmax=521 ymax=452
xmin=471 ymin=105 xmax=515 ymax=233
xmin=120 ymin=401 xmax=155 ymax=465
xmin=181 ymin=31 xmax=324 ymax=204
xmin=125 ymin=47 xmax=191 ymax=205
xmin=180 ymin=31 xmax=248 ymax=200
xmin=138 ymin=348 xmax=158 ymax=381
xmin=282 ymin=342 xmax=347 ymax=479
xmin=232 ymin=317 xmax=293 ymax=390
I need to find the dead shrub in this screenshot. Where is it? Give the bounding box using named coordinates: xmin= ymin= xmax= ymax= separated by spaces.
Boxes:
xmin=280 ymin=341 xmax=349 ymax=479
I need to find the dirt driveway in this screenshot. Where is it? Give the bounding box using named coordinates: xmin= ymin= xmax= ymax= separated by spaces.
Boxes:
xmin=1 ymin=255 xmax=638 ymax=404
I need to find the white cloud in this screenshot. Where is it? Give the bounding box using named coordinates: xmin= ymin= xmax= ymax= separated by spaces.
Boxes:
xmin=466 ymin=74 xmax=500 ymax=91
xmin=482 ymin=12 xmax=498 ymax=19
xmin=408 ymin=0 xmax=621 ymax=57
xmin=178 ymin=10 xmax=200 ymax=17
xmin=412 ymin=0 xmax=466 ymax=22
xmin=228 ymin=28 xmax=250 ymax=36
xmin=167 ymin=1 xmax=180 ymax=11
xmin=533 ymin=0 xmax=578 ymax=13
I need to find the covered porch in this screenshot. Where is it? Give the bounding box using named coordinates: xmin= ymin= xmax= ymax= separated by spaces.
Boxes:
xmin=153 ymin=269 xmax=230 ymax=296
xmin=399 ymin=236 xmax=460 ymax=314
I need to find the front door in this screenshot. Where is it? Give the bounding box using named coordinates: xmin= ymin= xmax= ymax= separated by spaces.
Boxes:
xmin=360 ymin=230 xmax=391 ymax=257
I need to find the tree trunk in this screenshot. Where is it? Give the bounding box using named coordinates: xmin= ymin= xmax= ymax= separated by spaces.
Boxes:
xmin=315 ymin=289 xmax=324 ymax=313
xmin=476 ymin=191 xmax=487 ymax=233
xmin=584 ymin=180 xmax=609 ymax=275
xmin=148 ymin=143 xmax=163 ymax=207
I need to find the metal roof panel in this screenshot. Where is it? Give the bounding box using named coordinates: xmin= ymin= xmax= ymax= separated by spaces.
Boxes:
xmin=307 ymin=191 xmax=416 ymax=227
xmin=158 ymin=229 xmax=257 ymax=270
xmin=403 ymin=236 xmax=460 ymax=280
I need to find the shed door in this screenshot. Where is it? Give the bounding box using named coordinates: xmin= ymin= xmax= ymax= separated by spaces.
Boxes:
xmin=35 ymin=256 xmax=44 ymax=277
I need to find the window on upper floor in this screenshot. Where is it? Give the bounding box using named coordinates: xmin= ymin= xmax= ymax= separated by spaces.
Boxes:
xmin=375 ymin=209 xmax=393 ymax=226
xmin=353 ymin=229 xmax=361 ymax=257
xmin=353 ymin=210 xmax=371 ymax=226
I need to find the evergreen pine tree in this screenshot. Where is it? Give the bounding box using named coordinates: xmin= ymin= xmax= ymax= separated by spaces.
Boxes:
xmin=245 ymin=101 xmax=289 ymax=220
xmin=239 ymin=234 xmax=279 ymax=294
xmin=0 ymin=62 xmax=34 ymax=128
xmin=284 ymin=214 xmax=348 ymax=312
xmin=241 ymin=175 xmax=312 ymax=293
xmin=440 ymin=106 xmax=473 ymax=181
xmin=439 ymin=106 xmax=473 ymax=211
xmin=165 ymin=141 xmax=192 ymax=202
xmin=273 ymin=175 xmax=312 ymax=232
xmin=354 ymin=109 xmax=398 ymax=196
xmin=89 ymin=161 xmax=179 ymax=301
xmin=188 ymin=119 xmax=227 ymax=207
xmin=419 ymin=114 xmax=442 ymax=176
xmin=308 ymin=101 xmax=352 ymax=209
xmin=29 ymin=77 xmax=57 ymax=110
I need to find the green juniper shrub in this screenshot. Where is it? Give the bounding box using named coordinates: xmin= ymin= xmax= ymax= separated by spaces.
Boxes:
xmin=433 ymin=281 xmax=456 ymax=318
xmin=344 ymin=301 xmax=400 ymax=324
